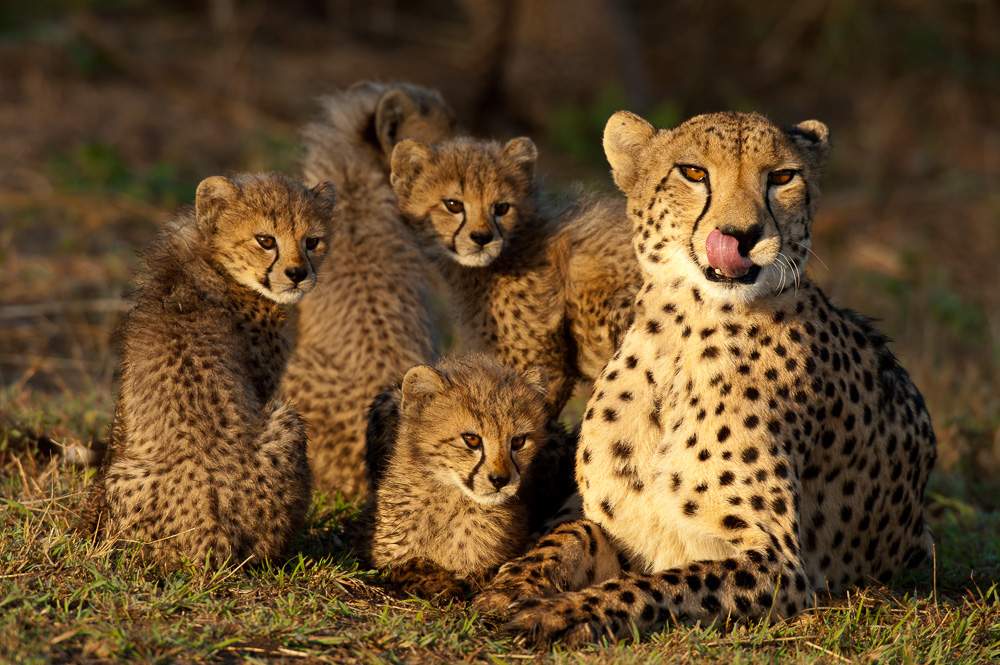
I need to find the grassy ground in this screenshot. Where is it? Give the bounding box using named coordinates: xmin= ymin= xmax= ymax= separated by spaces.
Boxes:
xmin=2 ymin=3 xmax=999 ymax=663
xmin=1 ymin=419 xmax=998 ymax=664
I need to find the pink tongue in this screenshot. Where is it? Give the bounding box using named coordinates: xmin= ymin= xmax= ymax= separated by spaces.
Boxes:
xmin=706 ymin=229 xmax=754 ymax=278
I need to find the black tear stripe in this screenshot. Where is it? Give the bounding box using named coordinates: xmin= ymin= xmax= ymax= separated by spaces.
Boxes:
xmin=465 ymin=448 xmax=485 ymax=490
xmin=684 ymin=168 xmax=714 ymax=269
xmin=449 ymin=210 xmax=468 ymax=254
xmin=262 ymin=243 xmax=280 ymax=289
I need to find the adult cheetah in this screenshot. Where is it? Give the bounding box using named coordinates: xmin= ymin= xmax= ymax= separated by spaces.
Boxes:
xmin=474 ymin=111 xmax=936 ymax=644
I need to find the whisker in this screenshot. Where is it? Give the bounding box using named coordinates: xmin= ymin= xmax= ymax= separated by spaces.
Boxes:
xmin=794 ymin=241 xmax=829 ymax=272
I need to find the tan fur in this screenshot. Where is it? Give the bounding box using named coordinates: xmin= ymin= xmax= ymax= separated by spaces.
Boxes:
xmin=476 ymin=112 xmax=935 ymax=645
xmin=93 ymin=173 xmax=334 ymax=568
xmin=390 ymin=137 xmax=641 ymax=416
xmin=281 ymin=82 xmax=456 ymax=498
xmin=364 ymin=355 xmax=576 ymax=596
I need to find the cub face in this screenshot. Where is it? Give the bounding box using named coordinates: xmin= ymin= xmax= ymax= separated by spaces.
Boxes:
xmin=399 ymin=356 xmax=548 ymax=506
xmin=603 ymin=110 xmax=830 ymax=305
xmin=195 ymin=173 xmax=335 ymax=304
xmin=390 ymin=137 xmax=538 ymax=268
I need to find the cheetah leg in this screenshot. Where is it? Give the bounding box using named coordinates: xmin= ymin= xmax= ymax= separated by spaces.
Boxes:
xmin=242 ymin=400 xmax=311 ymax=560
xmin=503 ymin=548 xmax=815 ymax=646
xmin=384 ymin=558 xmax=474 ymax=601
xmin=473 ymin=518 xmax=622 ymax=616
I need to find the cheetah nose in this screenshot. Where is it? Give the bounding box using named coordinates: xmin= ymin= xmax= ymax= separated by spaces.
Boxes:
xmin=284 ymin=265 xmax=308 ymax=284
xmin=470 ymin=230 xmax=495 ymax=247
xmin=488 ymin=472 xmax=510 ymax=490
xmin=707 ymin=228 xmax=755 ymax=278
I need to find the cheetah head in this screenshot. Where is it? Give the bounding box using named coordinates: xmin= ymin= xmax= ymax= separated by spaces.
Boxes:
xmin=398 ymin=356 xmax=548 ymax=506
xmin=195 ymin=173 xmax=335 ymax=304
xmin=390 ymin=137 xmax=538 ymax=268
xmin=604 ymin=110 xmax=829 ymax=305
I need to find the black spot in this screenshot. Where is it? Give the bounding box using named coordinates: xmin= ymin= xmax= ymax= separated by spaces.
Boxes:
xmin=718 ymin=426 xmax=731 ymax=442
xmin=744 ymin=415 xmax=759 ymax=429
xmin=741 ymin=447 xmax=759 ymax=464
xmin=719 ymin=471 xmax=735 ymax=486
xmin=603 ymin=408 xmax=618 ymax=422
xmin=723 ymin=515 xmax=749 ymax=530
xmin=683 ymin=501 xmax=698 ymax=516
xmin=698 ymin=449 xmax=711 ymax=461
xmin=646 ymin=320 xmax=662 ymax=334
xmin=734 ymin=570 xmax=756 ymax=588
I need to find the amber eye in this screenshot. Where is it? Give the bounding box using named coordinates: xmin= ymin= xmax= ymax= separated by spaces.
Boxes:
xmin=510 ymin=434 xmax=527 ymax=451
xmin=461 ymin=433 xmax=482 ymax=449
xmin=255 ymin=234 xmax=276 ymax=250
xmin=768 ymin=170 xmax=797 ymax=186
xmin=443 ymin=199 xmax=464 ymax=214
xmin=680 ymin=165 xmax=708 ymax=183
xmin=304 ymin=237 xmax=321 ymax=251
xmin=493 ymin=202 xmax=510 ymax=217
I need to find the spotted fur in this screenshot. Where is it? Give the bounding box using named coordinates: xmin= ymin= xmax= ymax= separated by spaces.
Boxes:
xmin=281 ymin=82 xmax=456 ymax=498
xmin=390 ymin=136 xmax=641 ymax=416
xmin=475 ymin=111 xmax=936 ymax=645
xmin=91 ymin=173 xmax=334 ymax=568
xmin=363 ymin=355 xmax=576 ymax=598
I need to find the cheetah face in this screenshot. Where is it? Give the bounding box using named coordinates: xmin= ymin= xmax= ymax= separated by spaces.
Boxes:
xmin=195 ymin=175 xmax=335 ymax=305
xmin=604 ymin=111 xmax=830 ymax=305
xmin=390 ymin=137 xmax=538 ymax=268
xmin=399 ymin=358 xmax=548 ymax=506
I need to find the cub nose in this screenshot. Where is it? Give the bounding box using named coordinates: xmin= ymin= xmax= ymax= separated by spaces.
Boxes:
xmin=488 ymin=472 xmax=510 ymax=490
xmin=470 ymin=230 xmax=494 ymax=247
xmin=718 ymin=224 xmax=763 ymax=257
xmin=284 ymin=265 xmax=308 ymax=284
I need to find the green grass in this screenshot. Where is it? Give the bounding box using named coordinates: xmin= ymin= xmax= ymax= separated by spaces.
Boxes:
xmin=2 ymin=398 xmax=998 ymax=663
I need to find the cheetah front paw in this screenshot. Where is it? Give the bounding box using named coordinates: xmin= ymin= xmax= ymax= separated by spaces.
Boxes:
xmin=503 ymin=593 xmax=611 ymax=647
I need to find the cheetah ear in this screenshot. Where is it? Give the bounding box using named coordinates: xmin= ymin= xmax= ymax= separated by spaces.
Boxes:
xmin=309 ymin=181 xmax=337 ymax=219
xmin=603 ymin=111 xmax=656 ymax=193
xmin=501 ymin=137 xmax=538 ymax=180
xmin=195 ymin=176 xmax=239 ymax=230
xmin=401 ymin=364 xmax=446 ymax=410
xmin=389 ymin=139 xmax=433 ymax=194
xmin=375 ymin=88 xmax=419 ymax=159
xmin=520 ymin=367 xmax=548 ymax=397
xmin=787 ymin=119 xmax=830 ymax=168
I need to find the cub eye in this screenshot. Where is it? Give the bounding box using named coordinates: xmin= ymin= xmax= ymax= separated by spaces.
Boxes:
xmin=255 ymin=234 xmax=276 ymax=250
xmin=493 ymin=202 xmax=510 ymax=217
xmin=443 ymin=199 xmax=464 ymax=214
xmin=305 ymin=237 xmax=321 ymax=251
xmin=461 ymin=433 xmax=482 ymax=449
xmin=680 ymin=165 xmax=708 ymax=183
xmin=768 ymin=170 xmax=797 ymax=186
xmin=510 ymin=434 xmax=528 ymax=451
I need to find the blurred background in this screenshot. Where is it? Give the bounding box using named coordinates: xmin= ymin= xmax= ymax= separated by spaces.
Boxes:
xmin=0 ymin=1 xmax=997 ymax=506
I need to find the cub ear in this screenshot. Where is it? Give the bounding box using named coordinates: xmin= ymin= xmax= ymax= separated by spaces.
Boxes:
xmin=502 ymin=137 xmax=538 ymax=180
xmin=603 ymin=111 xmax=656 ymax=193
xmin=309 ymin=180 xmax=337 ymax=219
xmin=786 ymin=119 xmax=830 ymax=168
xmin=375 ymin=88 xmax=419 ymax=158
xmin=389 ymin=139 xmax=433 ymax=194
xmin=195 ymin=176 xmax=239 ymax=229
xmin=520 ymin=366 xmax=548 ymax=398
xmin=400 ymin=364 xmax=446 ymax=410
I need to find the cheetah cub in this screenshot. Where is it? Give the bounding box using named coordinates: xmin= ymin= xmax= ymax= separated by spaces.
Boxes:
xmin=390 ymin=137 xmax=640 ymax=417
xmin=476 ymin=112 xmax=936 ymax=645
xmin=364 ymin=354 xmax=576 ymax=598
xmin=282 ymin=81 xmax=455 ymax=499
xmin=93 ymin=173 xmax=335 ymax=569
